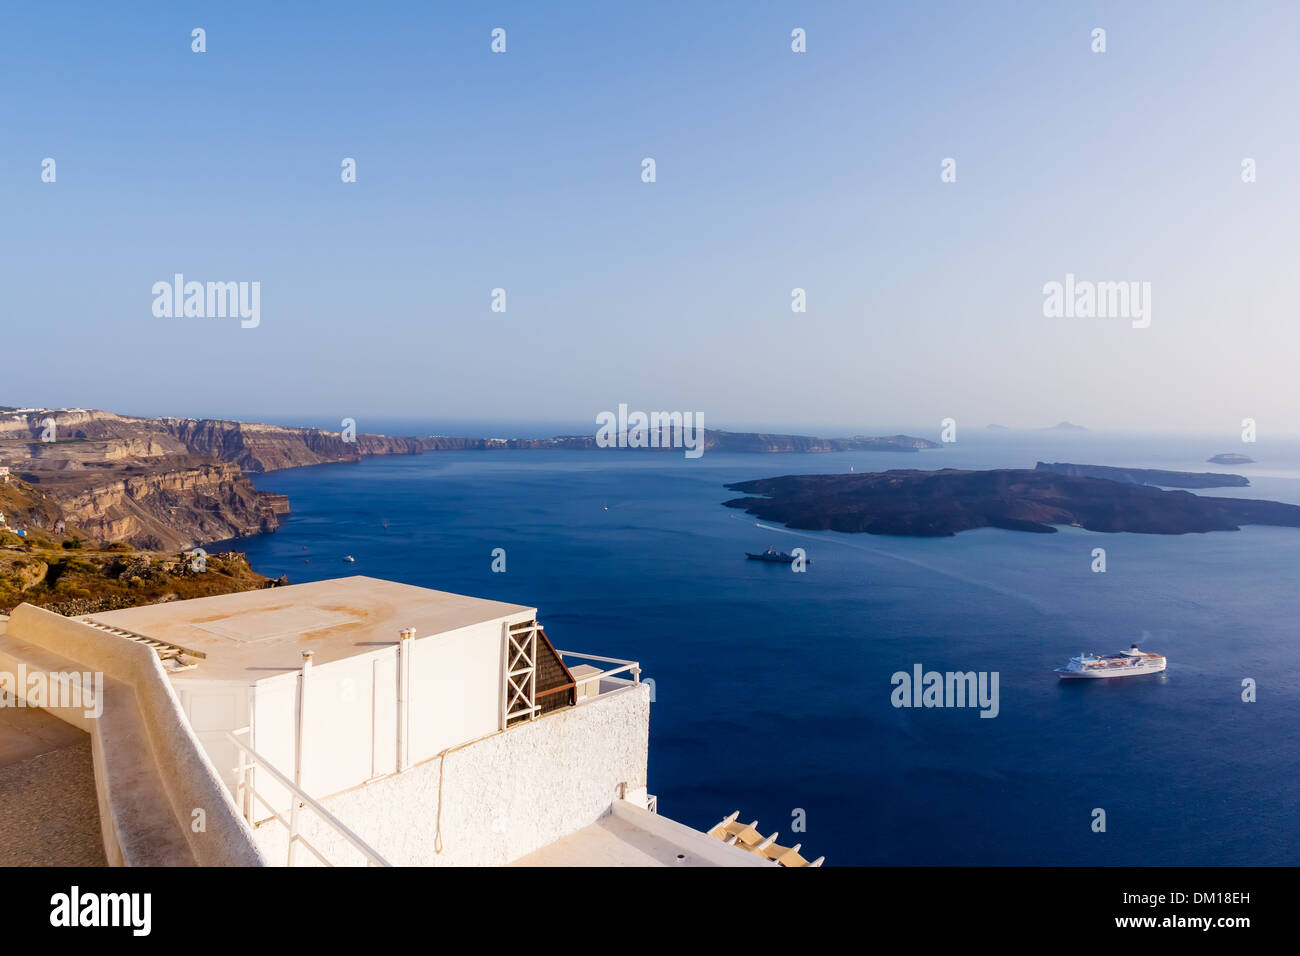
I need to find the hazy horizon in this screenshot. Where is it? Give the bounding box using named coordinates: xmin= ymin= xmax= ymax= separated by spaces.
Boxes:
xmin=5 ymin=1 xmax=1296 ymax=435
xmin=3 ymin=398 xmax=1286 ymax=446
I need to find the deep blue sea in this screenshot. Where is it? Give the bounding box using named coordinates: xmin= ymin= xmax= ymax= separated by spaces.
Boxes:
xmin=218 ymin=430 xmax=1300 ymax=865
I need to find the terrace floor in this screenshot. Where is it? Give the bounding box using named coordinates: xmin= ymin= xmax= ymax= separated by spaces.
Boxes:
xmin=0 ymin=704 xmax=107 ymax=866
xmin=510 ymin=801 xmax=770 ymax=867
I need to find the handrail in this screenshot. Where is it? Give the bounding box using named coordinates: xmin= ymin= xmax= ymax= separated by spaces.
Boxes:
xmin=554 ymin=651 xmax=642 ymax=701
xmin=226 ymin=730 xmax=391 ymax=867
xmin=554 ymin=649 xmax=641 ymax=672
xmin=584 ymin=663 xmax=638 ymax=682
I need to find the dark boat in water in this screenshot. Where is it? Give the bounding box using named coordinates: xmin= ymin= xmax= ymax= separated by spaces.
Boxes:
xmin=745 ymin=546 xmax=808 ymax=564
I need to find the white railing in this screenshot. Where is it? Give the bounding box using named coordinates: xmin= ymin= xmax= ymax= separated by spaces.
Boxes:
xmin=227 ymin=728 xmax=391 ymax=868
xmin=555 ymin=650 xmax=641 ymax=699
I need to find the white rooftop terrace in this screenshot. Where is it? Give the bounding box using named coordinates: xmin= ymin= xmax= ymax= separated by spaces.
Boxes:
xmin=86 ymin=576 xmax=535 ymax=684
xmin=2 ymin=577 xmax=774 ymax=866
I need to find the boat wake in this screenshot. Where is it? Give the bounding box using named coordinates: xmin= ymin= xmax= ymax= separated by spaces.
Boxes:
xmin=727 ymin=514 xmax=1058 ymax=619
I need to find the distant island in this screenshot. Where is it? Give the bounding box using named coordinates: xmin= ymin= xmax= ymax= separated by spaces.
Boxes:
xmin=722 ymin=468 xmax=1300 ymax=537
xmin=1035 ymin=461 xmax=1249 ymax=489
xmin=1208 ymin=453 xmax=1255 ymax=465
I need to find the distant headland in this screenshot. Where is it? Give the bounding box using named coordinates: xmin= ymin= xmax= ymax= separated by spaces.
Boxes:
xmin=722 ymin=468 xmax=1300 ymax=537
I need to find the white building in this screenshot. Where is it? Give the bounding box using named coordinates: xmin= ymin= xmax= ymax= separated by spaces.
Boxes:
xmin=0 ymin=576 xmax=769 ymax=867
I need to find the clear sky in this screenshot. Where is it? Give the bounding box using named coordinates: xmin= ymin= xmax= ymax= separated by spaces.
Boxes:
xmin=2 ymin=1 xmax=1297 ymax=435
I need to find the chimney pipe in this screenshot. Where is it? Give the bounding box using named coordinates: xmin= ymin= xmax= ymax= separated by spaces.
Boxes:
xmin=397 ymin=628 xmax=415 ymax=771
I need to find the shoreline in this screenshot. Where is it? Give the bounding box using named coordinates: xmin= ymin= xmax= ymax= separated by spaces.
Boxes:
xmin=0 ymin=406 xmax=940 ymax=560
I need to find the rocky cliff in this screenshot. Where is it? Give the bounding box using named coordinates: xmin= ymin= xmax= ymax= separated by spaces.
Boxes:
xmin=28 ymin=459 xmax=282 ymax=551
xmin=0 ymin=408 xmax=941 ymax=473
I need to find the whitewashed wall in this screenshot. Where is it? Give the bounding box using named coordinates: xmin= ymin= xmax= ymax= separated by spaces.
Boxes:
xmin=253 ymin=683 xmax=651 ymax=866
xmin=175 ymin=679 xmax=251 ymax=792
xmin=184 ymin=619 xmax=516 ymax=824
xmin=408 ymin=620 xmax=505 ymax=759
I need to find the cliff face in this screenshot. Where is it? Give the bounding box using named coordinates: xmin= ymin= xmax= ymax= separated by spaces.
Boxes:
xmin=157 ymin=419 xmax=366 ymax=472
xmin=159 ymin=418 xmax=441 ymax=471
xmin=0 ymin=409 xmax=941 ymax=474
xmin=704 ymin=431 xmax=940 ymax=453
xmin=413 ymin=431 xmax=943 ymax=453
xmin=0 ymin=410 xmax=380 ymax=474
xmin=30 ymin=461 xmax=281 ymax=551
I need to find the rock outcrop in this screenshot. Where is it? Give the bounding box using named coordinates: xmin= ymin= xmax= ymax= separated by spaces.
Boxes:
xmin=33 ymin=459 xmax=282 ymax=550
xmin=0 ymin=548 xmax=279 ymax=616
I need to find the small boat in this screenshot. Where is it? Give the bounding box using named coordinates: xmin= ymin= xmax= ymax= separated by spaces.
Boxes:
xmin=745 ymin=546 xmax=809 ymax=565
xmin=1056 ymin=644 xmax=1166 ymax=680
xmin=343 ymin=555 xmax=356 ymax=563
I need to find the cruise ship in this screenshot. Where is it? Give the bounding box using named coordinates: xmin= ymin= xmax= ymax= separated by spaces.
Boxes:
xmin=1056 ymin=644 xmax=1166 ymax=680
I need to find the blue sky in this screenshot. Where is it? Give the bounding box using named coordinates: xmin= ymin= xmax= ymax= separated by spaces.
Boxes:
xmin=2 ymin=1 xmax=1297 ymax=435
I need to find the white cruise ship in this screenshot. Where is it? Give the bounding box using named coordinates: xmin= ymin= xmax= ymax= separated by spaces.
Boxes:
xmin=1056 ymin=644 xmax=1166 ymax=680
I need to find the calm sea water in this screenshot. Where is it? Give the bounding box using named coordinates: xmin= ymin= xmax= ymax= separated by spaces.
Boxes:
xmin=218 ymin=430 xmax=1300 ymax=865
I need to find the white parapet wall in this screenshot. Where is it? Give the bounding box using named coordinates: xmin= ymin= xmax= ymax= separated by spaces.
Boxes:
xmin=0 ymin=604 xmax=265 ymax=866
xmin=253 ymin=681 xmax=651 ymax=866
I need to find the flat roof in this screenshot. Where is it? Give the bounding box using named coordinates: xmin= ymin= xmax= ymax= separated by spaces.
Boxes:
xmin=86 ymin=576 xmax=535 ymax=684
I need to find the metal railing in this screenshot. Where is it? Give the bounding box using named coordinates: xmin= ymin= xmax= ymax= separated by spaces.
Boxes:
xmin=227 ymin=728 xmax=391 ymax=867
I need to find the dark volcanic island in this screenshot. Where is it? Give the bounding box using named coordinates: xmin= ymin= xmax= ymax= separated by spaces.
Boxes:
xmin=722 ymin=469 xmax=1300 ymax=537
